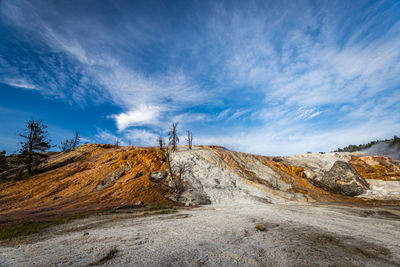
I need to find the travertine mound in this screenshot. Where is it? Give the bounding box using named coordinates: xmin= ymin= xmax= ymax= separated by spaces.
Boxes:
xmin=169 ymin=148 xmax=384 ymax=204
xmin=170 ymin=147 xmax=306 ymax=204
xmin=0 ymin=144 xmax=172 ymax=226
xmin=280 ymin=152 xmax=400 ymax=199
xmin=1 ymin=145 xmax=399 ymax=226
xmin=350 ymin=155 xmax=400 ymax=181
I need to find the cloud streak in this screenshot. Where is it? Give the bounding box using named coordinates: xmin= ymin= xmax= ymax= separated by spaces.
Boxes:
xmin=1 ymin=0 xmax=399 ymax=155
xmin=2 ymin=78 xmax=38 ymax=90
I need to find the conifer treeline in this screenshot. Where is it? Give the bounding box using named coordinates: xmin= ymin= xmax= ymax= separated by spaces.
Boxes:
xmin=334 ymin=136 xmax=400 ymax=152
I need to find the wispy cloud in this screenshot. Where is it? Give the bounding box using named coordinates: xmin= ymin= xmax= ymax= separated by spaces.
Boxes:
xmin=1 ymin=0 xmax=399 ymax=155
xmin=94 ymin=128 xmax=120 ymax=145
xmin=2 ymin=78 xmax=38 ymax=90
xmin=123 ymin=129 xmax=158 ymax=147
xmin=94 ymin=127 xmax=158 ymax=147
xmin=1 ymin=0 xmax=210 ymax=118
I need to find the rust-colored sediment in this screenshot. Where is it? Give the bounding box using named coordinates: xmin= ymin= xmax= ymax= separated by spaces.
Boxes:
xmin=0 ymin=144 xmax=172 ymax=226
xmin=258 ymin=157 xmax=346 ymax=202
xmin=350 ymin=155 xmax=400 ymax=181
xmin=259 ymin=155 xmax=400 ymax=206
xmin=1 ymin=146 xmax=399 ymax=227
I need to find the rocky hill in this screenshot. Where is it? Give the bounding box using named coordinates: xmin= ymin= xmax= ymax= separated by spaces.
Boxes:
xmin=1 ymin=144 xmax=399 ymax=226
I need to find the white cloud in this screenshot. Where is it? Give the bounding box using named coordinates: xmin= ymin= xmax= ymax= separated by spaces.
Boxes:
xmin=2 ymin=0 xmax=399 ymax=155
xmin=94 ymin=128 xmax=158 ymax=147
xmin=205 ymin=1 xmax=400 ymax=114
xmin=113 ymin=105 xmax=161 ymax=131
xmin=2 ymin=78 xmax=38 ymax=90
xmin=197 ymin=117 xmax=400 ymax=156
xmin=94 ymin=128 xmax=121 ymax=145
xmin=123 ymin=129 xmax=158 ymax=146
xmin=1 ymin=1 xmax=210 ymax=129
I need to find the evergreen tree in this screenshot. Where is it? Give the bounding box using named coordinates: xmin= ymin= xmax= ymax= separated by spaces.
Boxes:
xmin=0 ymin=150 xmax=7 ymax=177
xmin=334 ymin=135 xmax=400 ymax=152
xmin=18 ymin=120 xmax=52 ymax=175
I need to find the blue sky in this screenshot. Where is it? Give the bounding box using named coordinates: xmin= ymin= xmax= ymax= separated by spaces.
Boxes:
xmin=0 ymin=0 xmax=399 ymax=155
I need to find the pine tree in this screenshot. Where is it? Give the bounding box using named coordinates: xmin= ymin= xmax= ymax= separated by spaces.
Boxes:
xmin=0 ymin=150 xmax=7 ymax=177
xmin=19 ymin=120 xmax=52 ymax=175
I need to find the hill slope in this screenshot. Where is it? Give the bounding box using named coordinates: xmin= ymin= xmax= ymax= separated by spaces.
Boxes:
xmin=0 ymin=144 xmax=172 ymax=225
xmin=1 ymin=144 xmax=399 ymax=226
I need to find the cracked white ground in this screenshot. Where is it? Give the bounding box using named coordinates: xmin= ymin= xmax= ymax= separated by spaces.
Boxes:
xmin=1 ymin=202 xmax=400 ymax=266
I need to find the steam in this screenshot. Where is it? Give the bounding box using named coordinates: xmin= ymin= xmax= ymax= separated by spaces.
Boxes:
xmin=361 ymin=142 xmax=400 ymax=160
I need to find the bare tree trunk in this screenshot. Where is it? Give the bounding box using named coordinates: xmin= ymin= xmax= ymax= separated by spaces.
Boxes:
xmin=186 ymin=130 xmax=193 ymax=149
xmin=28 ymin=130 xmax=33 ymax=175
xmin=168 ymin=122 xmax=179 ymax=151
xmin=158 ymin=135 xmax=164 ymax=150
xmin=165 ymin=147 xmax=173 ymax=177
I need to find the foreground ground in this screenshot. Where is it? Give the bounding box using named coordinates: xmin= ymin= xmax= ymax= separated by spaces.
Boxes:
xmin=1 ymin=202 xmax=399 ymax=266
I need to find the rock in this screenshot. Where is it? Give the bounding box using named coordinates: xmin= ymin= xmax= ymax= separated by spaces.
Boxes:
xmin=135 ymin=172 xmax=144 ymax=179
xmin=166 ymin=187 xmax=210 ymax=205
xmin=318 ymin=161 xmax=369 ymax=196
xmin=179 ymin=189 xmax=211 ymax=205
xmin=255 ymin=224 xmax=265 ymax=231
xmin=165 ymin=192 xmax=180 ymax=202
xmin=96 ymin=163 xmax=132 ymax=191
xmin=149 ymin=171 xmax=168 ymax=183
xmin=136 ymin=201 xmax=144 ymax=206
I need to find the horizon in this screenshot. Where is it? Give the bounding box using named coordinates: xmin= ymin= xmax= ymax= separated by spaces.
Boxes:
xmin=1 ymin=0 xmax=400 ymax=156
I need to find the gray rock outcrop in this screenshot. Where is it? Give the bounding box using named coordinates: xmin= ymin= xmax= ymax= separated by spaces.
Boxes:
xmin=96 ymin=163 xmax=132 ymax=191
xmin=317 ymin=161 xmax=369 ymax=196
xmin=135 ymin=172 xmax=144 ymax=179
xmin=166 ymin=189 xmax=211 ymax=205
xmin=149 ymin=171 xmax=168 ymax=183
xmin=169 ymin=148 xmax=294 ymax=204
xmin=179 ymin=189 xmax=211 ymax=205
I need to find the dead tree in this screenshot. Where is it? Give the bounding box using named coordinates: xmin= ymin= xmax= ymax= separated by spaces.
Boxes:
xmin=165 ymin=146 xmax=173 ymax=178
xmin=72 ymin=131 xmax=80 ymax=149
xmin=115 ymin=139 xmax=120 ymax=147
xmin=186 ymin=130 xmax=193 ymax=149
xmin=170 ymin=161 xmax=192 ymax=193
xmin=157 ymin=135 xmax=165 ymax=150
xmin=168 ymin=122 xmax=179 ymax=151
xmin=60 ymin=139 xmax=71 ymax=152
xmin=60 ymin=131 xmax=80 ymax=152
xmin=18 ymin=120 xmax=52 ymax=175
